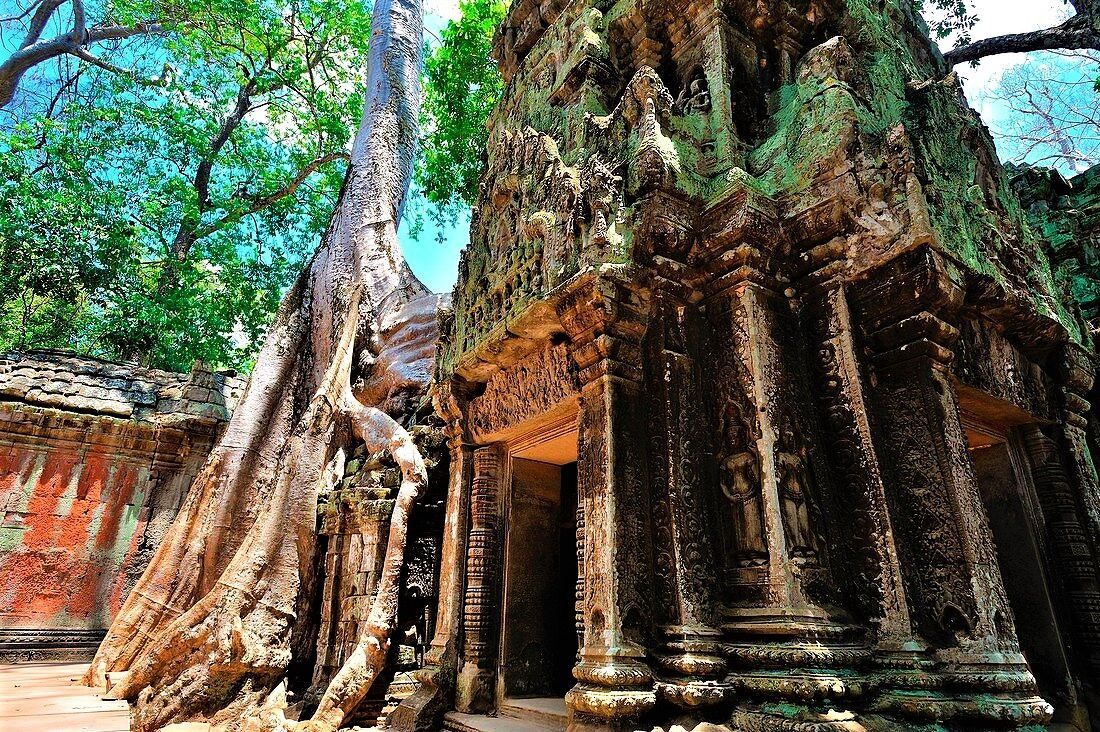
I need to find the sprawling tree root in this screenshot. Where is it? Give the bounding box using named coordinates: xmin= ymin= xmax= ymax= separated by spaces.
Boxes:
xmin=83 ymin=282 xmax=312 ymax=689
xmin=106 ymin=290 xmax=427 ymax=732
xmin=302 ymin=384 xmax=426 ymax=730
xmin=84 ymin=0 xmax=427 ymax=725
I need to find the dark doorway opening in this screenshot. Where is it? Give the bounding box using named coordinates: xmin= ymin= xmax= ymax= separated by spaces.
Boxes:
xmin=501 ymin=458 xmax=580 ymax=702
xmin=967 ymin=429 xmax=1086 ymax=727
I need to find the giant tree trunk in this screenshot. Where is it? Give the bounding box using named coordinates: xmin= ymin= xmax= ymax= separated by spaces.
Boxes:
xmin=83 ymin=0 xmax=429 ymax=728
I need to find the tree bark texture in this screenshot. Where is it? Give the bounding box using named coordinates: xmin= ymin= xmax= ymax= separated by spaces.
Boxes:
xmin=82 ymin=0 xmax=429 ymax=728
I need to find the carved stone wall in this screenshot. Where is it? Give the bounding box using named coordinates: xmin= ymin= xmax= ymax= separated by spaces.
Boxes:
xmin=0 ymin=350 xmax=242 ymax=660
xmin=409 ymin=0 xmax=1100 ymax=729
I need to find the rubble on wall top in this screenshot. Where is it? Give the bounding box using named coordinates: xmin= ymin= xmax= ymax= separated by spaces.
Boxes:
xmin=0 ymin=349 xmax=245 ymax=426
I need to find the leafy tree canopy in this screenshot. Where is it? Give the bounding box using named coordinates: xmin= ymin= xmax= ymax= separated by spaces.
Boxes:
xmin=416 ymin=0 xmax=506 ymax=211
xmin=0 ymin=0 xmax=370 ymax=372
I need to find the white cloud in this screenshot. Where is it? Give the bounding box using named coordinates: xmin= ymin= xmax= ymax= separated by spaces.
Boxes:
xmin=425 ymin=0 xmax=462 ymax=21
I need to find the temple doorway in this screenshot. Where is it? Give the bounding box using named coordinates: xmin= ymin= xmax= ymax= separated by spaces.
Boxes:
xmin=498 ymin=428 xmax=579 ymax=720
xmin=965 ymin=421 xmax=1083 ymax=726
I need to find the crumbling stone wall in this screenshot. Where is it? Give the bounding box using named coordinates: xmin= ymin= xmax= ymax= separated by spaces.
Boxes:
xmin=310 ymin=423 xmax=447 ymax=727
xmin=0 ymin=350 xmax=242 ymax=660
xmin=1011 ymin=163 xmax=1100 ymax=339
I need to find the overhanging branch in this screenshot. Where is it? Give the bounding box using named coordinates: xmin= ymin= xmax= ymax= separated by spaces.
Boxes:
xmin=944 ymin=13 xmax=1100 ymax=66
xmin=0 ymin=18 xmax=164 ymax=107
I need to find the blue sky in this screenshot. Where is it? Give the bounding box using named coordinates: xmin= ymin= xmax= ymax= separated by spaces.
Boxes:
xmin=398 ymin=0 xmax=471 ymax=293
xmin=399 ymin=0 xmax=1079 ymax=293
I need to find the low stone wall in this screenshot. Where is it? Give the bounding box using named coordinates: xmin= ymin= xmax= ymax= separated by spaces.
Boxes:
xmin=0 ymin=350 xmax=242 ymax=661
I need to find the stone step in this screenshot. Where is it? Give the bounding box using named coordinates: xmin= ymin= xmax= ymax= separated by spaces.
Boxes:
xmin=498 ymin=697 xmax=568 ymax=729
xmin=443 ymin=710 xmax=563 ymax=732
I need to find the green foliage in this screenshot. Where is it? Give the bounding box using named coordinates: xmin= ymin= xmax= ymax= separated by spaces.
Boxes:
xmin=919 ymin=0 xmax=978 ymax=45
xmin=0 ymin=0 xmax=371 ymax=372
xmin=416 ymin=0 xmax=506 ymax=210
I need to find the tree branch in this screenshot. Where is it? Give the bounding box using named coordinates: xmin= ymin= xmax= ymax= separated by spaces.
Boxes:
xmin=0 ymin=19 xmax=163 ymax=107
xmin=194 ymin=151 xmax=350 ymax=240
xmin=945 ymin=14 xmax=1100 ymax=66
xmin=69 ymin=46 xmax=131 ymax=76
xmin=22 ymin=0 xmax=66 ymax=48
xmin=168 ymin=75 xmax=258 ymax=260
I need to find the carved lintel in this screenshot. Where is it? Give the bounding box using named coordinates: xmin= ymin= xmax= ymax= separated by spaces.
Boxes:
xmin=468 ymin=342 xmax=580 ymax=442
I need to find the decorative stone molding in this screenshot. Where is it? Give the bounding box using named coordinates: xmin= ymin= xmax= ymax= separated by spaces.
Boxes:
xmin=455 ymin=445 xmax=504 ymax=713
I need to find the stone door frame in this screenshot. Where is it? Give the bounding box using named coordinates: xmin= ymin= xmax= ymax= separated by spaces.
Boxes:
xmin=495 ymin=406 xmax=579 ymax=706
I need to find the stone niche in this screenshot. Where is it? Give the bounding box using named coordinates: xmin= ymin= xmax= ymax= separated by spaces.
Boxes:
xmin=395 ymin=0 xmax=1100 ymax=729
xmin=0 ymin=350 xmax=242 ymax=661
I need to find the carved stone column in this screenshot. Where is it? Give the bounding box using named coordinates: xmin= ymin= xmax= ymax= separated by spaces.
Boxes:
xmin=647 ymin=274 xmax=727 ymax=710
xmin=1020 ymin=423 xmax=1100 ymax=680
xmin=1016 ymin=345 xmax=1100 ymax=680
xmin=697 ymin=240 xmax=863 ymax=726
xmin=802 ymin=279 xmax=913 ymax=645
xmin=392 ymin=383 xmax=472 ymax=731
xmin=853 ymin=247 xmax=1050 ymax=726
xmin=1060 ymin=345 xmax=1100 ymax=558
xmin=557 ymin=270 xmax=657 ymax=730
xmin=454 ymin=443 xmax=504 ymax=713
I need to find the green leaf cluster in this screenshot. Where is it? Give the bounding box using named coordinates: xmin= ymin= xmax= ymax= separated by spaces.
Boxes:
xmin=919 ymin=0 xmax=978 ymax=45
xmin=0 ymin=0 xmax=372 ymax=372
xmin=416 ymin=0 xmax=507 ymax=211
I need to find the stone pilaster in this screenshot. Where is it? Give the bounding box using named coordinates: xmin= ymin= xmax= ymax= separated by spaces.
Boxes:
xmin=802 ymin=280 xmax=913 ymax=646
xmin=1059 ymin=345 xmax=1100 ymax=558
xmin=697 ymin=242 xmax=864 ymax=726
xmin=853 ymin=247 xmax=1051 ymax=727
xmin=1019 ymin=422 xmax=1100 ymax=681
xmin=1015 ymin=345 xmax=1100 ymax=680
xmin=454 ymin=444 xmax=504 ymax=713
xmin=647 ymin=274 xmax=727 ymax=710
xmin=703 ymin=251 xmax=815 ymax=611
xmin=392 ymin=384 xmax=472 ymax=731
xmin=557 ymin=270 xmax=657 ymax=730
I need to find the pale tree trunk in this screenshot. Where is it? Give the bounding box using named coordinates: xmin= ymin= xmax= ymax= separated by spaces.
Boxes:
xmin=82 ymin=0 xmax=430 ymax=728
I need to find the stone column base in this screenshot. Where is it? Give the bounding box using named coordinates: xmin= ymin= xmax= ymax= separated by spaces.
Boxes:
xmin=566 ymin=652 xmax=656 ymax=730
xmin=454 ymin=661 xmax=494 ymax=714
xmin=870 ymin=648 xmax=1053 ymax=728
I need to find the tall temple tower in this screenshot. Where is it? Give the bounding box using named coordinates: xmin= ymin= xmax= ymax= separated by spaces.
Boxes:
xmin=394 ymin=0 xmax=1100 ymax=729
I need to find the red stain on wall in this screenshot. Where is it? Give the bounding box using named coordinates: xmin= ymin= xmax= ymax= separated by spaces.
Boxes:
xmin=0 ymin=445 xmax=152 ymax=630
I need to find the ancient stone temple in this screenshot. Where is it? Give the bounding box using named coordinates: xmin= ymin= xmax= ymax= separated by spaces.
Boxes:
xmin=390 ymin=0 xmax=1100 ymax=730
xmin=0 ymin=351 xmax=242 ymax=661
